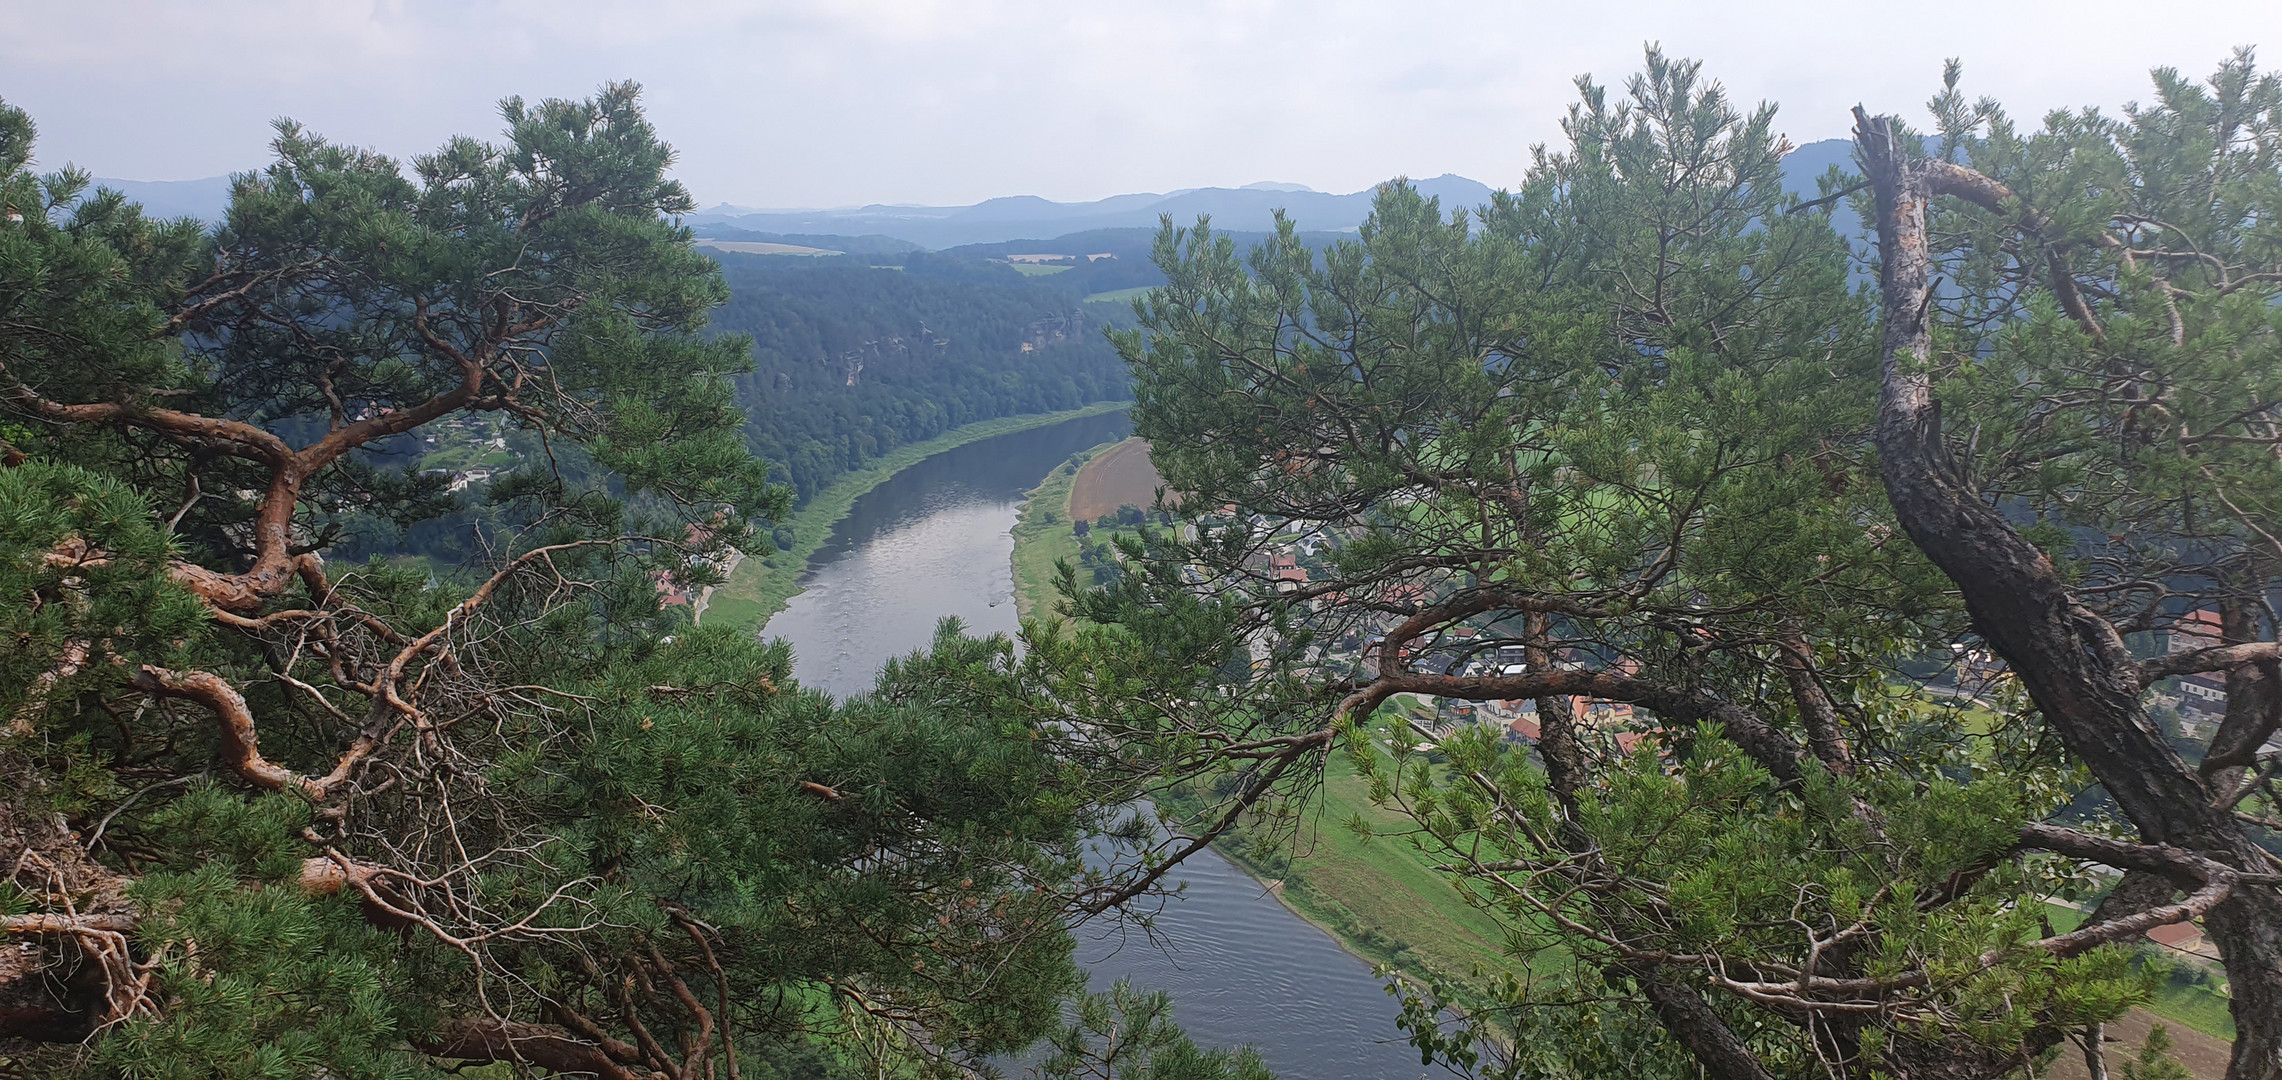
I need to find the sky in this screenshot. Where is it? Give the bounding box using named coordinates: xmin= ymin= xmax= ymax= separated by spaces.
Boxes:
xmin=6 ymin=1 xmax=2277 ymax=209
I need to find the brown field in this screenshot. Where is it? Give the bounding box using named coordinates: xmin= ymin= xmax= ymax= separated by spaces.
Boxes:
xmin=2044 ymin=1008 xmax=2232 ymax=1080
xmin=1069 ymin=437 xmax=1169 ymax=520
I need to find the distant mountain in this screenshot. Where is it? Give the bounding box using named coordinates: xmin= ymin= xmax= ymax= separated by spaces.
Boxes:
xmin=90 ymin=176 xmax=232 ymax=222
xmin=1776 ymin=138 xmax=1866 ymax=250
xmin=691 ymin=174 xmax=1499 ymax=249
xmin=87 ymin=143 xmax=1861 ymax=249
xmin=1779 ymin=138 xmax=1856 ymax=189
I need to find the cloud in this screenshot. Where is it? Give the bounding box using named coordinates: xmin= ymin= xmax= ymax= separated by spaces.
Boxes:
xmin=4 ymin=0 xmax=2275 ymax=207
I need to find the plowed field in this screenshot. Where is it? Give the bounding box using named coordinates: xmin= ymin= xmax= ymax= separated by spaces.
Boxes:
xmin=1068 ymin=437 xmax=1167 ymax=520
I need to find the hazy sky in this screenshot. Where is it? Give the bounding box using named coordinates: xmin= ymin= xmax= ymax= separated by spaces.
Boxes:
xmin=6 ymin=1 xmax=2275 ymax=208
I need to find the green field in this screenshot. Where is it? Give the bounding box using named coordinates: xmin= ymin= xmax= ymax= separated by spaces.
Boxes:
xmin=2149 ymin=978 xmax=2238 ymax=1042
xmin=417 ymin=445 xmax=518 ymax=471
xmin=1082 ymin=286 xmax=1154 ymax=304
xmin=1220 ymin=751 xmax=1527 ymax=983
xmin=701 ymin=403 xmax=1130 ymax=629
xmin=1007 ymin=262 xmax=1074 ymax=276
xmin=1007 ymin=442 xmax=1109 ymax=622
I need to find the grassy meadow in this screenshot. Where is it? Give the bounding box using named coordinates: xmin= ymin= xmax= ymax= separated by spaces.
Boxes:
xmin=1008 ymin=442 xmax=1109 ymax=622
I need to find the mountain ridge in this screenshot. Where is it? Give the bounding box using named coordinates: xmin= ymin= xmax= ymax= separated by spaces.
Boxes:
xmin=689 ymin=172 xmax=1505 ymax=248
xmin=93 ymin=140 xmax=1861 ymax=247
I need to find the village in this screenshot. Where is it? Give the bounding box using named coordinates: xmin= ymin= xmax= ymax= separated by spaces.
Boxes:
xmin=1170 ymin=497 xmax=2277 ymax=1000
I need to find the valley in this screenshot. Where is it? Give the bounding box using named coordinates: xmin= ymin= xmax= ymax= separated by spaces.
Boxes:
xmin=13 ymin=33 xmax=2278 ymax=1079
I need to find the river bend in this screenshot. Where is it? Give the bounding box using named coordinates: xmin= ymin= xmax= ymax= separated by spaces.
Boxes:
xmin=760 ymin=412 xmax=1429 ymax=1080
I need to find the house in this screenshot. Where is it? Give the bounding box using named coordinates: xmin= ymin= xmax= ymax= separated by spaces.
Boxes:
xmin=1545 ymin=652 xmax=1639 ymax=726
xmin=653 ymin=567 xmax=693 ymax=608
xmin=2180 ymin=672 xmax=2229 ymax=720
xmin=1409 ymin=650 xmax=1461 ymax=677
xmin=1501 ymin=710 xmax=1646 ymax=755
xmin=2168 ymin=610 xmax=2230 ymax=720
xmin=1950 ymin=643 xmax=2008 ymax=691
xmin=2170 ymin=608 xmax=2224 ymax=652
xmin=447 ymin=468 xmax=496 ymax=493
xmin=1436 ymin=697 xmax=1477 ymax=730
xmin=1382 ymin=582 xmax=1430 ymax=610
xmin=1575 ymin=697 xmax=1637 ymax=723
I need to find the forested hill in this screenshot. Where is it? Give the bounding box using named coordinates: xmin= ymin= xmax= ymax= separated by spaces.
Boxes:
xmin=710 ymin=252 xmax=1130 ymax=502
xmin=706 ymin=141 xmax=1857 ymax=506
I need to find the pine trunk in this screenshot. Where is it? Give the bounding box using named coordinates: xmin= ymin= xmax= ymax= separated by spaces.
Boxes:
xmin=1854 ymin=110 xmax=2282 ymax=1080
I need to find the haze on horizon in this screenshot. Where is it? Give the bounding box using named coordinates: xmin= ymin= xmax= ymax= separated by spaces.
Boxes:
xmin=6 ymin=0 xmax=2277 ymax=209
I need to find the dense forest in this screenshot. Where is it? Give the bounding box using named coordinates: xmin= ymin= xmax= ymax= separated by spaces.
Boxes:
xmin=4 ymin=43 xmax=2280 ymax=1080
xmin=0 ymin=82 xmax=1249 ymax=1080
xmin=710 ymin=253 xmax=1130 ymax=501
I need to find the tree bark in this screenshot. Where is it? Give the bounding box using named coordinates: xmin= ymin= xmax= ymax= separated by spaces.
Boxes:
xmin=1775 ymin=631 xmax=1855 ymax=777
xmin=1626 ymin=967 xmax=1778 ymax=1080
xmin=2083 ymin=1022 xmax=2111 ymax=1080
xmin=1523 ymin=610 xmax=1588 ymax=807
xmin=416 ymin=1017 xmax=652 ymax=1080
xmin=1855 ymin=108 xmax=2282 ymax=1080
xmin=2204 ymin=597 xmax=2281 ymax=795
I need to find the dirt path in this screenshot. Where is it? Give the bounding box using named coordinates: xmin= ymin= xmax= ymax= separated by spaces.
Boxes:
xmin=1068 ymin=437 xmax=1166 ymax=521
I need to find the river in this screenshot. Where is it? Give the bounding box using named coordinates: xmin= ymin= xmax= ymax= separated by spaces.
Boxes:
xmin=760 ymin=411 xmax=1432 ymax=1080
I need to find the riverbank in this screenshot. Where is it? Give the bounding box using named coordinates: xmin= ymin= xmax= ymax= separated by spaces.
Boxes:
xmin=701 ymin=402 xmax=1131 ymax=630
xmin=1148 ymin=740 xmax=1521 ymax=990
xmin=1007 ymin=442 xmax=1113 ymax=622
xmin=1002 ymin=440 xmax=2235 ymax=1069
xmin=1007 ymin=455 xmax=1518 ymax=992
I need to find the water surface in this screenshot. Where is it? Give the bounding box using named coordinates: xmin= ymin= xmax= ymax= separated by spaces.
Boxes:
xmin=762 ymin=411 xmax=1430 ymax=1080
xmin=763 ymin=410 xmax=1130 ymax=691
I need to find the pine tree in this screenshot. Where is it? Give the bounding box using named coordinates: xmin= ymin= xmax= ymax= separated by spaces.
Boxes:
xmin=1854 ymin=48 xmax=2282 ymax=1080
xmin=0 ymin=89 xmax=1164 ymax=1078
xmin=1035 ymin=48 xmax=2280 ymax=1079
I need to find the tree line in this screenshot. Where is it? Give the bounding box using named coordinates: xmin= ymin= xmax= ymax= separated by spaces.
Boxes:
xmin=712 ymin=254 xmax=1131 ymax=502
xmin=0 ymin=83 xmax=1207 ymax=1080
xmin=1075 ymin=48 xmax=2281 ymax=1080
xmin=2 ymin=46 xmax=2278 ymax=1080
